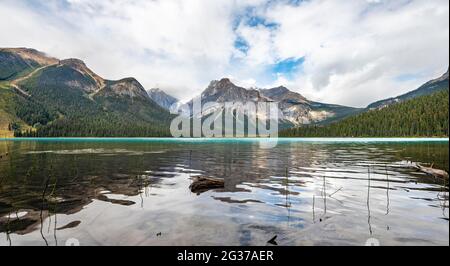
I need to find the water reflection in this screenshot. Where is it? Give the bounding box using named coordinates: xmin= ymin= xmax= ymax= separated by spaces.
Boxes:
xmin=0 ymin=140 xmax=448 ymax=246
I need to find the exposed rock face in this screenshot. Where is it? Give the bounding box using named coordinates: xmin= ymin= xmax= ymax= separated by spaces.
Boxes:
xmin=1 ymin=48 xmax=152 ymax=100
xmin=183 ymin=78 xmax=272 ymax=124
xmin=201 ymin=78 xmax=268 ymax=103
xmin=0 ymin=48 xmax=58 ymax=80
xmin=259 ymin=86 xmax=307 ymax=103
xmin=99 ymin=78 xmax=150 ymax=100
xmin=52 ymin=59 xmax=150 ymax=100
xmin=59 ymin=59 xmax=105 ymax=89
xmin=367 ymin=68 xmax=449 ymax=110
xmin=147 ymin=88 xmax=179 ymax=110
xmin=0 ymin=48 xmax=58 ymax=66
xmin=186 ymin=78 xmax=360 ymax=126
xmin=0 ymin=47 xmax=173 ymax=137
xmin=435 ymin=68 xmax=449 ymax=81
xmin=259 ymin=86 xmax=321 ymax=125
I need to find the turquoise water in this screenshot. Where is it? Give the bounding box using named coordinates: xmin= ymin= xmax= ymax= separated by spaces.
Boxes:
xmin=1 ymin=137 xmax=448 ymax=143
xmin=0 ymin=139 xmax=448 ymax=246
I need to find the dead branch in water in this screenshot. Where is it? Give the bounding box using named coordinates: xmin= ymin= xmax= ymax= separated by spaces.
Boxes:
xmin=415 ymin=163 xmax=449 ymax=180
xmin=329 ymin=187 xmax=343 ymax=198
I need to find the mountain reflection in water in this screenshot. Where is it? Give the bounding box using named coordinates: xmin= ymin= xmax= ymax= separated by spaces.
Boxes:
xmin=0 ymin=139 xmax=448 ymax=246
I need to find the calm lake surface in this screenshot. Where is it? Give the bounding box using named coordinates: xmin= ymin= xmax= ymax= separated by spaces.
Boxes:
xmin=0 ymin=138 xmax=448 ymax=246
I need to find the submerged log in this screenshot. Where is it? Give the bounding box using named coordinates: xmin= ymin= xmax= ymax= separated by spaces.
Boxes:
xmin=416 ymin=163 xmax=449 ymax=180
xmin=189 ymin=176 xmax=224 ymax=194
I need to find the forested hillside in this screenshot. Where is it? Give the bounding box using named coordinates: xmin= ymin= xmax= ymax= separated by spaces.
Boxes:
xmin=2 ymin=48 xmax=448 ymax=138
xmin=280 ymin=89 xmax=449 ymax=137
xmin=0 ymin=48 xmax=173 ymax=137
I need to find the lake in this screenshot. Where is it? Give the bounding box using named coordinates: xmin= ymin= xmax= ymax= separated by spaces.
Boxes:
xmin=0 ymin=138 xmax=448 ymax=246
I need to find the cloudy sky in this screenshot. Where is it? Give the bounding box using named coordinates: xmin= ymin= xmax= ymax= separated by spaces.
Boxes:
xmin=0 ymin=0 xmax=448 ymax=107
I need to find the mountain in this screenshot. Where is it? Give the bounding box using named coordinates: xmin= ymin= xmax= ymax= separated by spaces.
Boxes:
xmin=281 ymin=69 xmax=450 ymax=137
xmin=0 ymin=48 xmax=58 ymax=81
xmin=147 ymin=88 xmax=179 ymax=111
xmin=2 ymin=47 xmax=447 ymax=138
xmin=259 ymin=86 xmax=307 ymax=103
xmin=96 ymin=78 xmax=150 ymax=100
xmin=367 ymin=68 xmax=449 ymax=110
xmin=281 ymin=89 xmax=449 ymax=137
xmin=0 ymin=47 xmax=173 ymax=137
xmin=201 ymin=78 xmax=267 ymax=103
xmin=258 ymin=86 xmax=362 ymax=126
xmin=186 ymin=78 xmax=362 ymax=127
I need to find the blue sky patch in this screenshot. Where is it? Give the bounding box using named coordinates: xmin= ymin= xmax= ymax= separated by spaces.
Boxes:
xmin=234 ymin=36 xmax=250 ymax=54
xmin=270 ymin=57 xmax=305 ymax=79
xmin=233 ymin=6 xmax=279 ymax=30
xmin=246 ymin=16 xmax=279 ymax=29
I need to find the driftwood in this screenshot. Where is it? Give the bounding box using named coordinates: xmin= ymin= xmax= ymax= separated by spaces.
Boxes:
xmin=189 ymin=176 xmax=224 ymax=194
xmin=415 ymin=163 xmax=449 ymax=180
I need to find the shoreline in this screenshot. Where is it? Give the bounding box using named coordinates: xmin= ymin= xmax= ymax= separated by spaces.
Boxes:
xmin=1 ymin=137 xmax=449 ymax=143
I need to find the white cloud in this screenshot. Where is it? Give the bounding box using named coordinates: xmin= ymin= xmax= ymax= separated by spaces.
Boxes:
xmin=235 ymin=24 xmax=276 ymax=66
xmin=0 ymin=0 xmax=248 ymax=101
xmin=263 ymin=0 xmax=449 ymax=106
xmin=0 ymin=0 xmax=448 ymax=106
